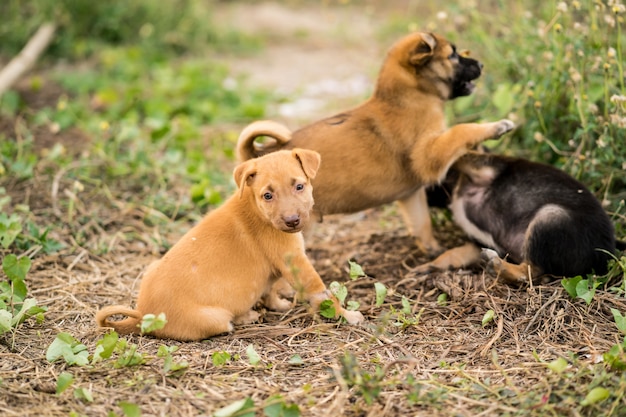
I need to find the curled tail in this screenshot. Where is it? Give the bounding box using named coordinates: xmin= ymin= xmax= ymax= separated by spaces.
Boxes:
xmin=96 ymin=305 xmax=143 ymax=335
xmin=236 ymin=120 xmax=292 ymax=161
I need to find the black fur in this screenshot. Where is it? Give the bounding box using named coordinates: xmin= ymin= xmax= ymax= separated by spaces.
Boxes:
xmin=444 ymin=154 xmax=617 ymax=277
xmin=451 ymin=54 xmax=482 ymax=98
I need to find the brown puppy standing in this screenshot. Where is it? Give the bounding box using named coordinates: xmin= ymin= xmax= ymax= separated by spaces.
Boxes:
xmin=237 ymin=32 xmax=514 ymax=254
xmin=96 ymin=149 xmax=363 ymax=341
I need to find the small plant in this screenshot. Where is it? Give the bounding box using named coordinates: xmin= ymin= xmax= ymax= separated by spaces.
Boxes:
xmin=338 ymin=351 xmax=385 ymax=405
xmin=319 ymin=261 xmax=364 ymax=320
xmin=374 ymin=282 xmax=387 ymax=307
xmin=157 ymin=345 xmax=189 ymax=377
xmin=0 ymin=213 xmax=22 ymax=249
xmin=245 ymin=344 xmax=261 ymax=367
xmin=561 ymin=275 xmax=605 ymax=305
xmin=212 ymin=351 xmax=232 ymax=367
xmin=263 ymin=395 xmax=301 ymax=417
xmin=0 ymin=254 xmax=46 ymax=336
xmin=46 ymin=332 xmax=89 ymax=366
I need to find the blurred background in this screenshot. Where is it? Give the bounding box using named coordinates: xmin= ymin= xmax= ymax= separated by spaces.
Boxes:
xmin=0 ymin=0 xmax=624 ymax=253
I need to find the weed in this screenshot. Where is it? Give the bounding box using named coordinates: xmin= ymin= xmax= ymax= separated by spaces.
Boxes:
xmin=338 ymin=351 xmax=385 ymax=405
xmin=561 ymin=275 xmax=605 ymax=305
xmin=0 ymin=254 xmax=46 ymax=337
xmin=157 ymin=345 xmax=189 ymax=377
xmin=212 ymin=351 xmax=232 ymax=367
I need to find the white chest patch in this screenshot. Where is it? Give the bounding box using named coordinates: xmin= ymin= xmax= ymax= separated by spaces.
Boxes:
xmin=450 ymin=196 xmax=501 ymax=252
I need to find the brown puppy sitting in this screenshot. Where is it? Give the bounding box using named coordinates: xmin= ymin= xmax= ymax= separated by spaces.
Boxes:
xmin=414 ymin=151 xmax=620 ymax=284
xmin=96 ymin=149 xmax=364 ymax=341
xmin=237 ymin=32 xmax=514 ymax=254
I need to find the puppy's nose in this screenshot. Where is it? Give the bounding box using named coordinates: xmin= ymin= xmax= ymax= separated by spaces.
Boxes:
xmin=284 ymin=215 xmax=300 ymax=228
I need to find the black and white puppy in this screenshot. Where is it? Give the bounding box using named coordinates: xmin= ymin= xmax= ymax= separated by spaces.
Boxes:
xmin=416 ymin=151 xmax=622 ymax=284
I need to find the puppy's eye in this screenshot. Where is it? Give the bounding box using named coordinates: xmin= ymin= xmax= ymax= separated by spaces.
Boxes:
xmin=295 ymin=183 xmax=304 ymax=191
xmin=263 ymin=192 xmax=273 ymax=201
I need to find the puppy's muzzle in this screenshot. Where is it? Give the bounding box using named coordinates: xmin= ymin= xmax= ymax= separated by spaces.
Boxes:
xmin=283 ymin=214 xmax=301 ymax=229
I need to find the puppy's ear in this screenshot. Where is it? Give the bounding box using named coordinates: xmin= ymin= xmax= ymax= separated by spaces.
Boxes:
xmin=409 ymin=32 xmax=437 ymax=66
xmin=233 ymin=161 xmax=257 ymax=198
xmin=293 ymin=148 xmax=321 ymax=179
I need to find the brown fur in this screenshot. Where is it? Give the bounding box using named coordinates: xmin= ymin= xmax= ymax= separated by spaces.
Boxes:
xmin=237 ymin=32 xmax=514 ymax=254
xmin=96 ymin=149 xmax=364 ymax=341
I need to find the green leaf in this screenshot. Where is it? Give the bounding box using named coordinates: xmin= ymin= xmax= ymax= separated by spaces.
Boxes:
xmin=288 ymin=354 xmax=303 ymax=365
xmin=437 ymin=293 xmax=448 ymax=306
xmin=0 ymin=214 xmax=22 ymax=248
xmin=547 ymin=357 xmax=568 ymax=374
xmin=114 ymin=343 xmax=145 ymax=368
xmin=561 ymin=276 xmax=583 ymax=299
xmin=118 ymin=401 xmax=142 ymax=417
xmin=92 ymin=331 xmax=119 ymax=363
xmin=11 ymin=297 xmax=46 ymax=325
xmin=401 ymin=296 xmax=412 ymax=314
xmin=2 ymin=254 xmax=31 ymax=282
xmin=73 ymin=387 xmax=93 ymax=402
xmin=611 ymin=308 xmax=626 ymax=334
xmin=318 ymin=299 xmax=336 ymax=319
xmin=140 ymin=313 xmax=167 ymax=334
xmin=10 ymin=279 xmax=28 ymax=303
xmin=46 ymin=332 xmax=89 ymax=366
xmin=575 ymin=279 xmax=595 ymax=305
xmin=581 ymin=387 xmax=610 ymax=406
xmin=346 ymin=300 xmax=360 ymax=311
xmin=329 ymin=281 xmax=347 ymax=304
xmin=213 ymin=397 xmax=255 ymax=417
xmin=491 ymin=82 xmax=517 ymax=116
xmin=246 ymin=344 xmax=261 ymax=366
xmin=264 ymin=395 xmax=301 ymax=417
xmin=374 ymin=282 xmax=387 ymax=307
xmin=348 ymin=261 xmax=366 ymax=280
xmin=0 ymin=310 xmax=12 ymax=334
xmin=212 ymin=351 xmax=231 ymax=367
xmin=56 ymin=372 xmax=74 ymax=395
xmin=482 ymin=310 xmax=495 ymax=327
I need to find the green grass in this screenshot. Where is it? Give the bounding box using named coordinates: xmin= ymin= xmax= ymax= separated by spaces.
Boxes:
xmin=0 ymin=1 xmax=625 ymax=416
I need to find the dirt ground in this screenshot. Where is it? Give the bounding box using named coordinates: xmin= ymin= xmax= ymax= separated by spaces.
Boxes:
xmin=1 ymin=2 xmax=625 ymax=416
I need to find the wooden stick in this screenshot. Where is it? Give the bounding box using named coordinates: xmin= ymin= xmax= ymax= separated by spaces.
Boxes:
xmin=0 ymin=23 xmax=56 ymax=98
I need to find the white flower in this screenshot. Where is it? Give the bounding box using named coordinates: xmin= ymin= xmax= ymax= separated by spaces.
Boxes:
xmin=557 ymin=2 xmax=568 ymax=12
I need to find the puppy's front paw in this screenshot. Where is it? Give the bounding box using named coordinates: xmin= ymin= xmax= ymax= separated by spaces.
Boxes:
xmin=492 ymin=119 xmax=515 ymax=138
xmin=341 ymin=309 xmax=365 ymax=324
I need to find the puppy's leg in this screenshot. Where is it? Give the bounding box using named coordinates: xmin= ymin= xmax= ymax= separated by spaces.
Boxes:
xmin=481 ymin=249 xmax=543 ymax=285
xmin=283 ymin=254 xmax=364 ymax=324
xmin=163 ymin=306 xmax=234 ymax=341
xmin=397 ymin=187 xmax=441 ymax=255
xmin=262 ymin=278 xmax=295 ymax=312
xmin=411 ymin=242 xmax=482 ymax=274
xmin=413 ymin=120 xmax=514 ymax=183
xmin=487 ymin=257 xmax=532 ymax=285
xmin=233 ymin=309 xmax=261 ymax=325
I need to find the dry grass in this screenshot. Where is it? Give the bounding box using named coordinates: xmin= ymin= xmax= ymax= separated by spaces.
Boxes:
xmin=1 ymin=200 xmax=625 ymax=416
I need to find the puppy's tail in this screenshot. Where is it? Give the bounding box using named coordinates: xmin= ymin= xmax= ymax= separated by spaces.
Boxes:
xmin=96 ymin=305 xmax=143 ymax=335
xmin=236 ymin=120 xmax=292 ymax=161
